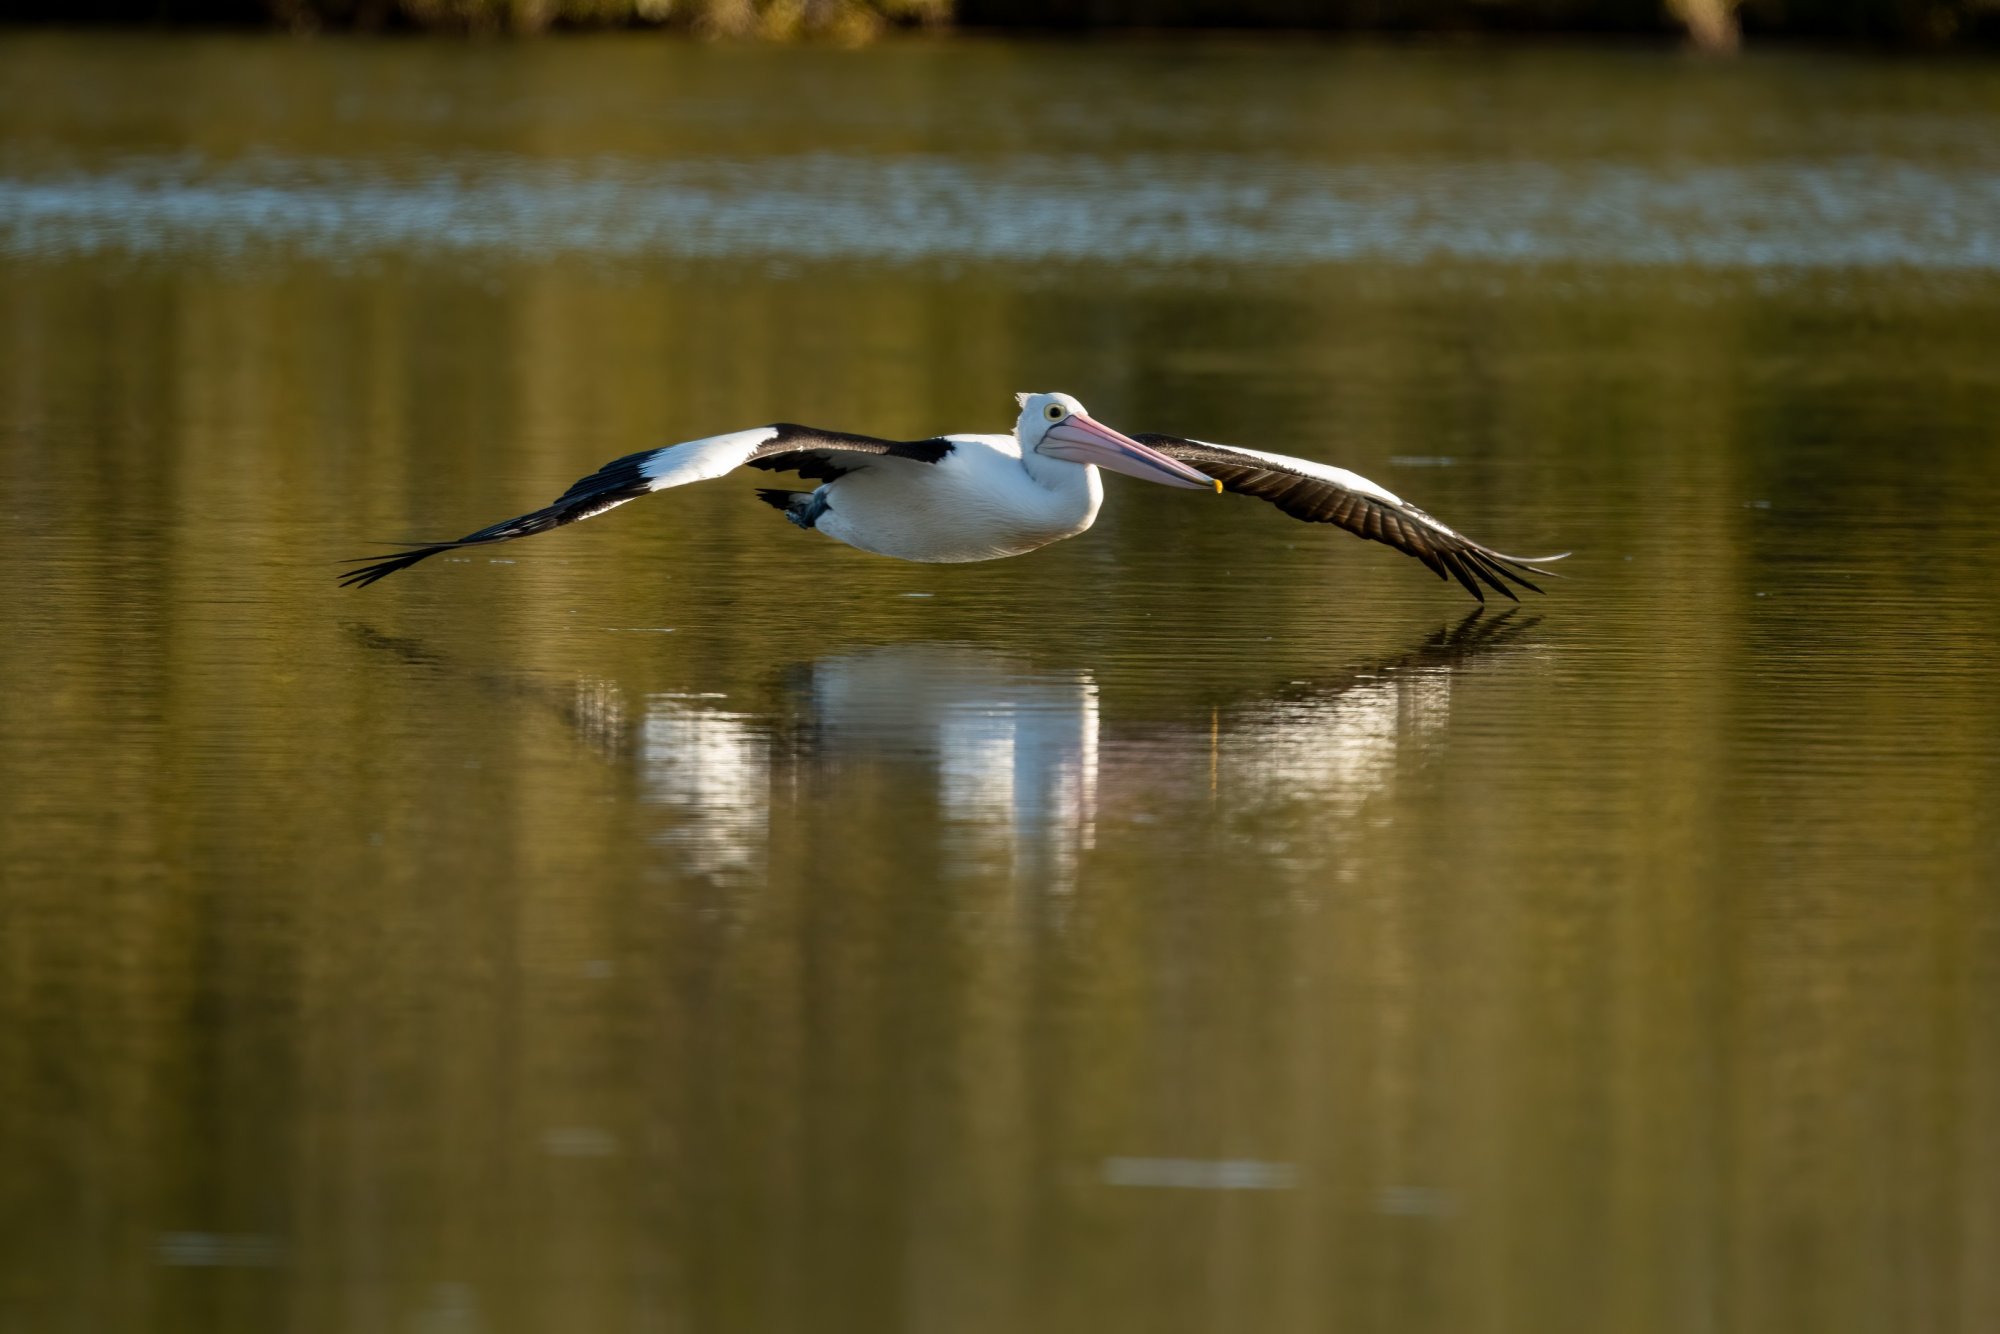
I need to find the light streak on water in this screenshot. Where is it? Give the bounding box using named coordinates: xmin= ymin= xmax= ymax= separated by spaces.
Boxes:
xmin=1102 ymin=1157 xmax=1300 ymax=1190
xmin=155 ymin=1232 xmax=286 ymax=1268
xmin=3 ymin=152 xmax=1996 ymax=269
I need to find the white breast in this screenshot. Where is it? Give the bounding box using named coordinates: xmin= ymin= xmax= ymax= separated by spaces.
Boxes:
xmin=815 ymin=435 xmax=1103 ymax=564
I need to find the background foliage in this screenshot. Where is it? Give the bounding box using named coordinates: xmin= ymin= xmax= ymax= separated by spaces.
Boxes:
xmin=9 ymin=0 xmax=2000 ymax=43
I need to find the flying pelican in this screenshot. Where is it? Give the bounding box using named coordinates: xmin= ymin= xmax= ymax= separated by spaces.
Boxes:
xmin=340 ymin=392 xmax=1564 ymax=601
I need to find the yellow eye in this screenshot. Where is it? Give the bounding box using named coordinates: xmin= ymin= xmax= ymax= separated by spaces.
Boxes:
xmin=1045 ymin=404 xmax=1064 ymax=421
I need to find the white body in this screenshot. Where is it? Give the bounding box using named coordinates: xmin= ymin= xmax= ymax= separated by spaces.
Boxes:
xmin=815 ymin=433 xmax=1104 ymax=563
xmin=625 ymin=394 xmax=1204 ymax=565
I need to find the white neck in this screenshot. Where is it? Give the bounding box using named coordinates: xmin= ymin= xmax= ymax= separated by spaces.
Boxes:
xmin=1015 ymin=439 xmax=1104 ymax=531
xmin=1019 ymin=437 xmax=1094 ymax=492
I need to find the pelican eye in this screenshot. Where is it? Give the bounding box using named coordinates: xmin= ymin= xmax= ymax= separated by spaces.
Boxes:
xmin=1045 ymin=404 xmax=1065 ymax=421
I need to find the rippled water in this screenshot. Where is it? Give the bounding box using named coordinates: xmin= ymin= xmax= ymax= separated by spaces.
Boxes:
xmin=7 ymin=36 xmax=2000 ymax=272
xmin=2 ymin=32 xmax=1998 ymax=1334
xmin=10 ymin=152 xmax=2000 ymax=267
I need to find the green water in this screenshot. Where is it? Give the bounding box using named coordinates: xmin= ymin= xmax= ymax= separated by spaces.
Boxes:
xmin=2 ymin=32 xmax=1997 ymax=1334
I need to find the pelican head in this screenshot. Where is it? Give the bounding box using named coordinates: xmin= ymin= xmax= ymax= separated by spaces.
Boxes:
xmin=1016 ymin=392 xmax=1216 ymax=491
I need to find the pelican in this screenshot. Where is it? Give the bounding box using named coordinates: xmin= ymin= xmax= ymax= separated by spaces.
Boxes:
xmin=341 ymin=392 xmax=1565 ymax=600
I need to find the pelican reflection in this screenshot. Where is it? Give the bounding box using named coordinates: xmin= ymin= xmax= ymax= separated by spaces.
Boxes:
xmin=640 ymin=695 xmax=772 ymax=880
xmin=790 ymin=647 xmax=1100 ymax=887
xmin=615 ymin=613 xmax=1540 ymax=890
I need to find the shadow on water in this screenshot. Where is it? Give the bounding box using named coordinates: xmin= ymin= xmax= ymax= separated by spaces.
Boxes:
xmin=348 ymin=610 xmax=1544 ymax=893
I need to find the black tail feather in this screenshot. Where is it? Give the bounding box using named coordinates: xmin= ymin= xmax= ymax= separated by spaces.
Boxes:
xmin=755 ymin=488 xmax=824 ymax=530
xmin=755 ymin=488 xmax=805 ymax=512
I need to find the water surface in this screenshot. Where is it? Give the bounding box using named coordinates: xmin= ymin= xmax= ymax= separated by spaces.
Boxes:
xmin=2 ymin=33 xmax=1998 ymax=1334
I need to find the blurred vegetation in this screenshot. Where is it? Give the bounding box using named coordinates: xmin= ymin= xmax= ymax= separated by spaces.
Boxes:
xmin=7 ymin=0 xmax=2000 ymax=43
xmin=264 ymin=0 xmax=952 ymax=38
xmin=22 ymin=0 xmax=951 ymax=40
xmin=960 ymin=0 xmax=2000 ymax=46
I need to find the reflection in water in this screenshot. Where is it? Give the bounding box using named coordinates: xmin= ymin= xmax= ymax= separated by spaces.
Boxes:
xmin=560 ymin=613 xmax=1540 ymax=891
xmin=792 ymin=647 xmax=1102 ymax=889
xmin=640 ymin=696 xmax=772 ymax=881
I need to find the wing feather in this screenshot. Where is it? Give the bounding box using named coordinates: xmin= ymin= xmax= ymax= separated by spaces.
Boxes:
xmin=1135 ymin=433 xmax=1567 ymax=604
xmin=341 ymin=424 xmax=952 ymax=588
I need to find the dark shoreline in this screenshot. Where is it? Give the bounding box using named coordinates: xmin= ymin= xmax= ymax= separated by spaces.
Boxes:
xmin=3 ymin=1 xmax=1998 ymax=48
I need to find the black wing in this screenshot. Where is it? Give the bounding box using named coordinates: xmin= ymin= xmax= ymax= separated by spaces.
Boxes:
xmin=340 ymin=424 xmax=953 ymax=588
xmin=1135 ymin=434 xmax=1567 ymax=603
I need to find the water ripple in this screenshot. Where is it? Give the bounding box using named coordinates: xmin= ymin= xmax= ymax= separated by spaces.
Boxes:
xmin=4 ymin=152 xmax=1996 ymax=269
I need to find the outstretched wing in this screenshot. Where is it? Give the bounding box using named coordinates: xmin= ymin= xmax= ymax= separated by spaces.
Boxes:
xmin=340 ymin=424 xmax=953 ymax=588
xmin=1134 ymin=434 xmax=1567 ymax=602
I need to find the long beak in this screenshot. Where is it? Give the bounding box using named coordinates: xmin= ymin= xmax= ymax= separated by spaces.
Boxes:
xmin=1042 ymin=414 xmax=1218 ymax=491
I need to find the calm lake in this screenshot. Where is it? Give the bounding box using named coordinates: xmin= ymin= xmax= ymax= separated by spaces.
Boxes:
xmin=2 ymin=31 xmax=1997 ymax=1334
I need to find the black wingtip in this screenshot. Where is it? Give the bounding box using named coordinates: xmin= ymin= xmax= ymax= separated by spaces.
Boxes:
xmin=1438 ymin=551 xmax=1487 ymax=603
xmin=1461 ymin=546 xmax=1570 ymax=599
xmin=338 ymin=545 xmax=456 ymax=589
